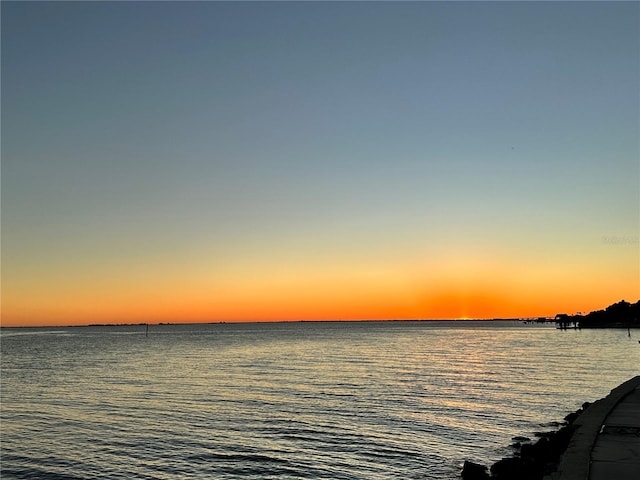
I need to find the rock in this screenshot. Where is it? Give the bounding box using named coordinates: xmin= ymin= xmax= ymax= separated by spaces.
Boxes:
xmin=520 ymin=442 xmax=535 ymax=459
xmin=490 ymin=457 xmax=528 ymax=479
xmin=461 ymin=460 xmax=490 ymax=480
xmin=490 ymin=424 xmax=576 ymax=479
xmin=563 ymin=410 xmax=581 ymax=424
xmin=547 ymin=425 xmax=573 ymax=460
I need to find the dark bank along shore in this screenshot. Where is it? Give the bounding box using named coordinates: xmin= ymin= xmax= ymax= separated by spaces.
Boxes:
xmin=460 ymin=376 xmax=640 ymax=480
xmin=461 ymin=405 xmax=585 ymax=480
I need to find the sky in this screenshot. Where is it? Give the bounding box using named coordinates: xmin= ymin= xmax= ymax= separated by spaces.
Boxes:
xmin=2 ymin=1 xmax=639 ymax=327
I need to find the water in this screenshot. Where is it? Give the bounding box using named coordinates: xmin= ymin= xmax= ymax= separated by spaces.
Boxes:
xmin=1 ymin=321 xmax=639 ymax=479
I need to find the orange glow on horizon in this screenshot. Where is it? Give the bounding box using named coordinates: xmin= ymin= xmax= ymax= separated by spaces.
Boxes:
xmin=2 ymin=279 xmax=637 ymax=328
xmin=3 ymin=243 xmax=638 ymax=328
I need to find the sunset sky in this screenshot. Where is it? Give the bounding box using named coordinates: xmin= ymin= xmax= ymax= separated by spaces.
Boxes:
xmin=2 ymin=1 xmax=638 ymax=327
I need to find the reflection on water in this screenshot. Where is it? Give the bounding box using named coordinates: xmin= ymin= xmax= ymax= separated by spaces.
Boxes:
xmin=1 ymin=321 xmax=639 ymax=479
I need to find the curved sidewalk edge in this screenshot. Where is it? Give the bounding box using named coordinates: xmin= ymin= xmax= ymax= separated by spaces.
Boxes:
xmin=548 ymin=375 xmax=640 ymax=480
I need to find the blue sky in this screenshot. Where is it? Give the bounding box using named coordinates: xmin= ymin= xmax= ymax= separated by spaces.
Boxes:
xmin=2 ymin=1 xmax=638 ymax=324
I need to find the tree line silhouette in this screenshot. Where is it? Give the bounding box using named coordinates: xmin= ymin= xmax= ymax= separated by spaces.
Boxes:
xmin=555 ymin=299 xmax=640 ymax=328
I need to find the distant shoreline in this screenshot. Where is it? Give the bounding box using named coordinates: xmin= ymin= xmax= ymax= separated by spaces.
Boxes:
xmin=0 ymin=318 xmax=553 ymax=329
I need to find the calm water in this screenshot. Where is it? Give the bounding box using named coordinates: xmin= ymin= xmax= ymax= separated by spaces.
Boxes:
xmin=1 ymin=321 xmax=639 ymax=479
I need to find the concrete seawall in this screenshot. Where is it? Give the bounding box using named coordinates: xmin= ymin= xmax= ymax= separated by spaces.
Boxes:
xmin=548 ymin=375 xmax=640 ymax=480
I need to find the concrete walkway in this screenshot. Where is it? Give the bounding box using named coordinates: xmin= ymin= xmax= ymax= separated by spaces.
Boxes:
xmin=551 ymin=376 xmax=640 ymax=480
xmin=589 ymin=381 xmax=640 ymax=480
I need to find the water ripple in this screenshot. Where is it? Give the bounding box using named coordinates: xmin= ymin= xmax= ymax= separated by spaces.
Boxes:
xmin=2 ymin=322 xmax=639 ymax=479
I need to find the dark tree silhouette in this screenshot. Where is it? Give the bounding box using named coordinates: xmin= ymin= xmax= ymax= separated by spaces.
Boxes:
xmin=556 ymin=300 xmax=640 ymax=328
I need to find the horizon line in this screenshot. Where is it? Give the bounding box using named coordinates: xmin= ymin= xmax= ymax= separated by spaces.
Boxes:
xmin=1 ymin=317 xmax=555 ymax=329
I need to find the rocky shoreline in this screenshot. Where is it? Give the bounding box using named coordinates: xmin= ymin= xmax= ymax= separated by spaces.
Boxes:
xmin=461 ymin=402 xmax=592 ymax=480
